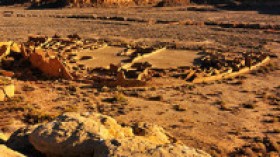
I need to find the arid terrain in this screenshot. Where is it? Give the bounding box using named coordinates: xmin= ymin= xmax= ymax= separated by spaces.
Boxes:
xmin=0 ymin=2 xmax=279 ymax=157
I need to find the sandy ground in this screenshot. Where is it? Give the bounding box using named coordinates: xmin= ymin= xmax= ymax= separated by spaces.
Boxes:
xmin=0 ymin=5 xmax=279 ymax=156
xmin=138 ymin=49 xmax=200 ymax=68
xmin=76 ymin=46 xmax=128 ymax=68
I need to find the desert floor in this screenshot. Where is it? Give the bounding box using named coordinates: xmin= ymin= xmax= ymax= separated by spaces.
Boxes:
xmin=0 ymin=6 xmax=279 ymax=156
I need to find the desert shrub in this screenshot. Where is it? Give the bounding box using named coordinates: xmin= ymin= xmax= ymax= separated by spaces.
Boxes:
xmin=24 ymin=110 xmax=58 ymax=124
xmin=113 ymin=92 xmax=128 ymax=104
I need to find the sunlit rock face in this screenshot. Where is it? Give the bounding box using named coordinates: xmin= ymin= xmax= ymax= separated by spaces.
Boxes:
xmin=28 ymin=112 xmax=211 ymax=157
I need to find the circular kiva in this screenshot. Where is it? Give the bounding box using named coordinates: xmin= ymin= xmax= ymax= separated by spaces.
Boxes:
xmin=8 ymin=35 xmax=273 ymax=88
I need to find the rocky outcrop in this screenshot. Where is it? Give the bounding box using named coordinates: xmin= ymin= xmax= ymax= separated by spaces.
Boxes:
xmin=27 ymin=112 xmax=211 ymax=157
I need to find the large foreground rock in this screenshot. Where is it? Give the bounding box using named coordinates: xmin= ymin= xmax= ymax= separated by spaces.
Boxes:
xmin=28 ymin=112 xmax=211 ymax=157
xmin=6 ymin=126 xmax=44 ymax=156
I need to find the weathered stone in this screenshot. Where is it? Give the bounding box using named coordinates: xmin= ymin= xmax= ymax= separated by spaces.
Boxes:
xmin=0 ymin=44 xmax=11 ymax=60
xmin=6 ymin=126 xmax=43 ymax=156
xmin=173 ymin=104 xmax=187 ymax=111
xmin=0 ymin=70 xmax=15 ymax=77
xmin=0 ymin=77 xmax=15 ymax=101
xmin=3 ymin=83 xmax=15 ymax=98
xmin=0 ymin=90 xmax=6 ymax=101
xmin=0 ymin=145 xmax=26 ymax=157
xmin=29 ymin=112 xmax=134 ymax=157
xmin=28 ymin=112 xmax=211 ymax=157
xmin=28 ymin=48 xmax=73 ymax=79
xmin=0 ymin=132 xmax=8 ymax=143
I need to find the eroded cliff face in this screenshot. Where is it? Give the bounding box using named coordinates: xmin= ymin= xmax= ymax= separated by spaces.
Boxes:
xmin=2 ymin=0 xmax=280 ymax=7
xmin=0 ymin=0 xmax=188 ymax=7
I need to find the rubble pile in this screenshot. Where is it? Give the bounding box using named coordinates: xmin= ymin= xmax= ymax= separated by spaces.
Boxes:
xmin=192 ymin=51 xmax=270 ymax=81
xmin=200 ymin=51 xmax=268 ymax=74
xmin=91 ymin=62 xmax=153 ymax=87
xmin=150 ymin=51 xmax=270 ymax=83
xmin=0 ymin=42 xmax=21 ymax=101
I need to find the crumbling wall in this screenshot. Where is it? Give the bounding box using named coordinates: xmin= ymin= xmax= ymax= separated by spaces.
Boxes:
xmin=192 ymin=56 xmax=270 ymax=83
xmin=93 ymin=69 xmax=148 ymax=87
xmin=28 ymin=49 xmax=73 ymax=79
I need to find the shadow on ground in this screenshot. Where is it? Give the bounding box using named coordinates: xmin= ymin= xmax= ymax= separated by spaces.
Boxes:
xmin=216 ymin=4 xmax=280 ymax=15
xmin=192 ymin=0 xmax=280 ymax=15
xmin=0 ymin=0 xmax=68 ymax=10
xmin=0 ymin=0 xmax=280 ymax=15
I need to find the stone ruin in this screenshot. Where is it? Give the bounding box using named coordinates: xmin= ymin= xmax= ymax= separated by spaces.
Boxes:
xmin=91 ymin=62 xmax=153 ymax=87
xmin=0 ymin=42 xmax=20 ymax=101
xmin=155 ymin=50 xmax=270 ymax=83
xmin=0 ymin=34 xmax=273 ymax=101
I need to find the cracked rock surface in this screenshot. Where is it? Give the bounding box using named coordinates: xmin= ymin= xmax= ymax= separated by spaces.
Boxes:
xmin=28 ymin=112 xmax=211 ymax=157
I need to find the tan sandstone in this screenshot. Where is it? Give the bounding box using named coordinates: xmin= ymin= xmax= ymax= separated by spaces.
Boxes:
xmin=28 ymin=112 xmax=211 ymax=157
xmin=0 ymin=145 xmax=26 ymax=157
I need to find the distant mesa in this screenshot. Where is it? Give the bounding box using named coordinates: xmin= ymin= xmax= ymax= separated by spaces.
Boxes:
xmin=1 ymin=0 xmax=280 ymax=8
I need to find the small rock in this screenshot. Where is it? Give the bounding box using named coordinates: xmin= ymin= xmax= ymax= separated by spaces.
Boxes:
xmin=80 ymin=56 xmax=93 ymax=60
xmin=173 ymin=104 xmax=187 ymax=111
xmin=148 ymin=95 xmax=163 ymax=101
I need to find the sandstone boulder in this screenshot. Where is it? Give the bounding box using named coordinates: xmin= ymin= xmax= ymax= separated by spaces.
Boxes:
xmin=0 ymin=76 xmax=15 ymax=101
xmin=6 ymin=126 xmax=43 ymax=156
xmin=0 ymin=132 xmax=8 ymax=144
xmin=0 ymin=43 xmax=11 ymax=60
xmin=28 ymin=112 xmax=211 ymax=157
xmin=0 ymin=145 xmax=26 ymax=157
xmin=29 ymin=112 xmax=134 ymax=157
